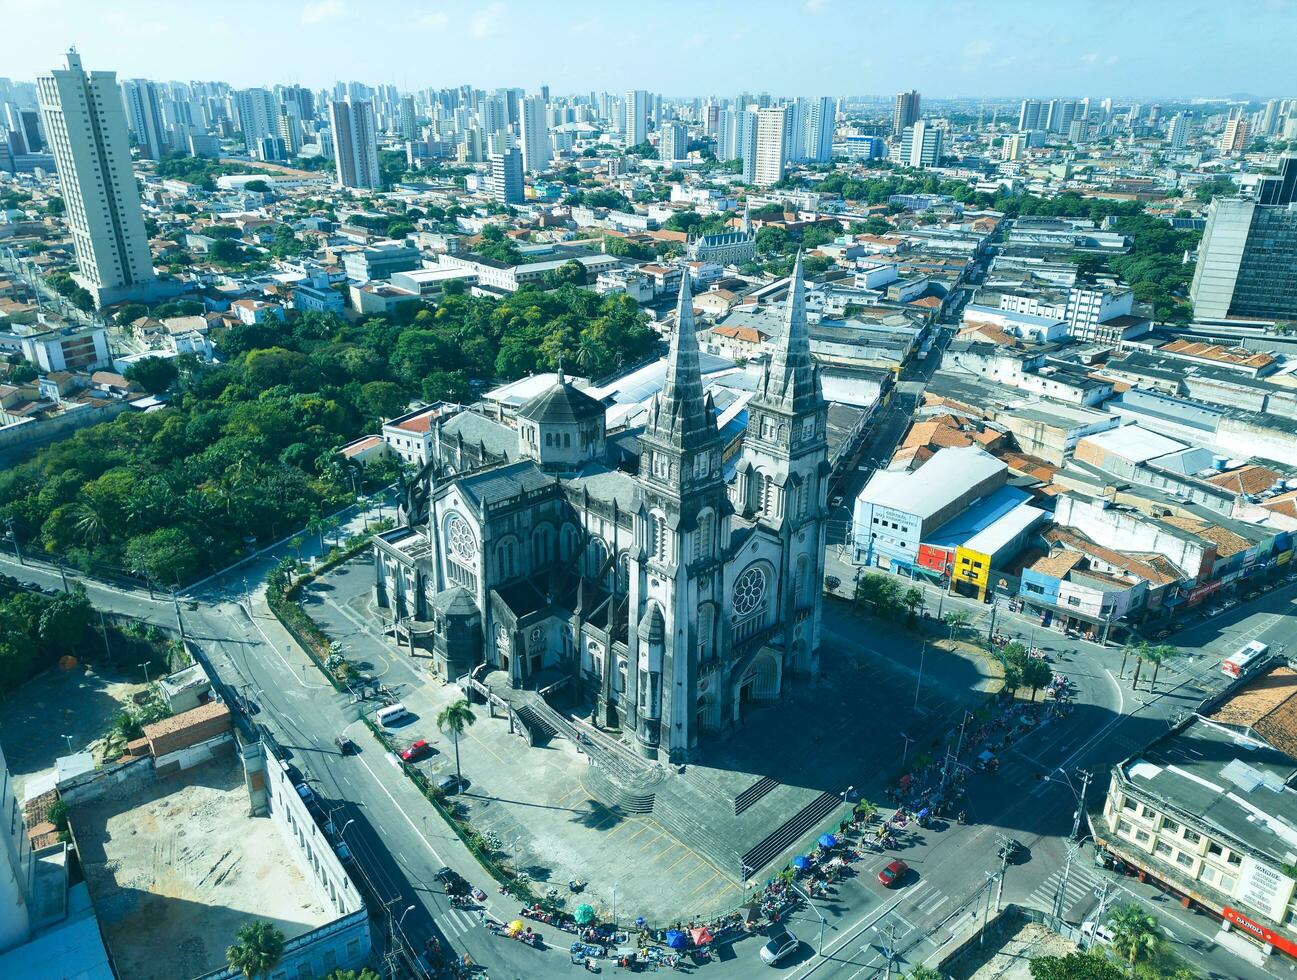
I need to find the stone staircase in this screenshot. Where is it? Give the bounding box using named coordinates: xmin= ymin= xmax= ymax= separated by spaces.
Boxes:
xmin=513 ymin=703 xmax=557 ymax=746
xmin=740 ymin=790 xmax=845 ymax=876
xmin=583 ymin=763 xmax=657 ymax=815
xmin=733 ymin=776 xmax=778 ymax=815
xmin=651 ymin=776 xmax=743 ymax=882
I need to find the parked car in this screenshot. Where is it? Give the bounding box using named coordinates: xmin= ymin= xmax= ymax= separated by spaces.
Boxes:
xmin=435 ymin=866 xmax=469 ymax=895
xmin=830 ymin=495 xmax=844 ymax=508
xmin=759 ymin=926 xmax=799 ymax=965
xmin=877 ymin=859 xmax=909 ymax=887
xmin=1081 ymin=920 xmax=1113 ymax=945
xmin=295 ymin=782 xmax=315 ymax=804
xmin=400 ymin=739 xmax=433 ymax=762
xmin=335 ymin=735 xmax=355 ymax=755
xmin=436 ymin=774 xmax=464 ymax=794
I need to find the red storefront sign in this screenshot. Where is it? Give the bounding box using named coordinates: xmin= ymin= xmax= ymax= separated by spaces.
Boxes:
xmin=1223 ymin=906 xmax=1297 ymax=958
xmin=917 ymin=544 xmax=952 ymax=574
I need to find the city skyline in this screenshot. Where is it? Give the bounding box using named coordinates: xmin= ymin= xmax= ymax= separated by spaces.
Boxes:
xmin=1 ymin=0 xmax=1295 ymax=98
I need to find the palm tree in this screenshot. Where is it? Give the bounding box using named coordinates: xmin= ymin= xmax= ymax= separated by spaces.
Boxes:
xmin=72 ymin=500 xmax=110 ymax=545
xmin=1106 ymin=902 xmax=1162 ymax=967
xmin=289 ymin=536 xmax=305 ymax=564
xmin=306 ymin=514 xmax=326 ymax=557
xmin=904 ymin=968 xmax=942 ymax=980
xmin=1145 ymin=644 xmax=1175 ymax=692
xmin=225 ymin=920 xmax=285 ymax=979
xmin=943 ymin=609 xmax=972 ymax=640
xmin=436 ymin=698 xmax=476 ymax=789
xmin=1119 ymin=640 xmax=1147 ymax=680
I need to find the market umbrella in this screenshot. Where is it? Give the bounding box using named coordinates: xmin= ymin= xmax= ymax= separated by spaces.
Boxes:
xmin=690 ymin=927 xmax=714 ymax=946
xmin=508 ymin=920 xmax=524 ymax=935
xmin=818 ymin=834 xmax=837 ymax=849
xmin=635 ymin=916 xmax=646 ymax=928
xmin=793 ymin=855 xmax=812 ymax=870
xmin=574 ymin=904 xmax=596 ymax=926
xmin=665 ymin=929 xmax=688 ymax=950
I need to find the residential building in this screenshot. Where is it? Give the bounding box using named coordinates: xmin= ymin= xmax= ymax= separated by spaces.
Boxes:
xmin=340 ymin=240 xmax=421 ymax=282
xmin=1046 ymin=98 xmax=1080 ymax=134
xmin=659 ymin=121 xmax=687 ymax=166
xmin=398 ymin=94 xmax=416 ymax=141
xmin=518 ymin=94 xmax=550 ymax=173
xmin=1167 ymin=113 xmax=1190 ymax=149
xmin=329 ymin=98 xmax=381 ymax=190
xmin=1220 ymin=111 xmax=1249 ymax=156
xmin=36 ymin=51 xmax=159 ymax=307
xmin=805 ymin=96 xmax=835 ymax=163
xmin=624 ymin=90 xmax=648 ymax=148
xmin=892 ymin=90 xmax=920 ymax=137
xmin=120 ymin=79 xmax=167 ymax=159
xmin=1018 ymin=99 xmax=1045 ymax=131
xmin=754 ymin=106 xmax=789 ymax=187
xmin=233 ymin=87 xmax=278 ymax=155
xmin=899 ymin=121 xmax=942 ymax=169
xmin=490 ymin=147 xmax=523 ymax=205
xmin=18 ymin=322 xmax=110 ymax=372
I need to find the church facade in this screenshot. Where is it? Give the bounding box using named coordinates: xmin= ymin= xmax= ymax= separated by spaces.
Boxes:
xmin=373 ymin=256 xmax=829 ymax=762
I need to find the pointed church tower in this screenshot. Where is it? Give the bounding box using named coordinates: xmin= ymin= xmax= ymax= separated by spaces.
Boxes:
xmin=735 ymin=251 xmax=828 ymax=678
xmin=741 ymin=200 xmax=752 ymax=236
xmin=625 ymin=275 xmax=728 ymax=762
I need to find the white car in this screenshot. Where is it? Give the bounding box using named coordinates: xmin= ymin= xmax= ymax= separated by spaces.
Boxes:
xmin=1081 ymin=920 xmax=1113 ymax=945
xmin=759 ymin=927 xmax=799 ymax=965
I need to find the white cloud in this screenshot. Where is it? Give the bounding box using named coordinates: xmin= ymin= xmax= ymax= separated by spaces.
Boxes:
xmin=804 ymin=0 xmax=827 ymax=10
xmin=300 ymin=0 xmax=345 ymax=25
xmin=471 ymin=1 xmax=505 ymax=38
xmin=684 ymin=32 xmax=704 ymax=48
xmin=963 ymin=38 xmax=992 ymax=59
xmin=419 ymin=10 xmax=450 ymax=30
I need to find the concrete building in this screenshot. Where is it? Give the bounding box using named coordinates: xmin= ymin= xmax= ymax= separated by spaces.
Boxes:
xmin=120 ymin=79 xmax=167 ymax=160
xmin=659 ymin=121 xmax=687 ymax=166
xmin=518 ymin=94 xmax=550 ymax=174
xmin=340 ymin=240 xmax=421 ymax=282
xmin=490 ymin=147 xmax=523 ymax=205
xmin=893 ymin=90 xmax=920 ymax=137
xmin=1220 ymin=112 xmax=1249 ymax=156
xmin=754 ymin=106 xmax=789 ymax=187
xmin=328 ymin=98 xmax=381 ymax=190
xmin=36 ymin=51 xmax=159 ymax=308
xmin=898 ymin=121 xmax=942 ymax=169
xmin=1167 ymin=112 xmax=1190 ymax=149
xmin=624 ymin=90 xmax=648 ymax=148
xmin=805 ymin=96 xmax=835 ymax=163
xmin=1018 ymin=99 xmax=1045 ymax=131
xmin=1191 ymin=157 xmax=1297 ymax=324
xmin=233 ymin=87 xmax=278 ymax=155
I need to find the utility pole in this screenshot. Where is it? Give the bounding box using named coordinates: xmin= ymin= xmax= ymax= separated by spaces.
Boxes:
xmin=57 ymin=560 xmax=69 ymax=592
xmin=171 ymin=590 xmax=186 ymax=640
xmin=914 ymin=640 xmax=927 ymax=708
xmin=1071 ymin=769 xmax=1092 ymax=841
xmin=4 ymin=517 xmax=22 ymax=566
xmin=994 ymin=833 xmax=1012 ymax=912
xmin=980 ymin=872 xmax=995 ymax=945
xmin=1055 ymin=844 xmax=1077 ymax=920
xmin=899 ymin=732 xmax=913 ymax=772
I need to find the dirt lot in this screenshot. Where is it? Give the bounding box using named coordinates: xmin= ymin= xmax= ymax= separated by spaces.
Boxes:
xmin=0 ymin=661 xmax=146 ymax=798
xmin=72 ymin=757 xmax=328 ymax=980
xmin=948 ymin=918 xmax=1080 ymax=980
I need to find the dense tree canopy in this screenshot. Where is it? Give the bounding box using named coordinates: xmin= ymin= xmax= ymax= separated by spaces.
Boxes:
xmin=0 ymin=584 xmax=96 ymax=694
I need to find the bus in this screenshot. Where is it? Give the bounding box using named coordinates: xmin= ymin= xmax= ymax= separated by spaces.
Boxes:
xmin=1222 ymin=640 xmax=1268 ymax=678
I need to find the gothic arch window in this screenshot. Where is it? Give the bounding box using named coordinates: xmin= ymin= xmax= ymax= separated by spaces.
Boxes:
xmin=693 ymin=509 xmax=714 ymax=562
xmin=697 ymin=603 xmax=716 ymax=663
xmin=795 ymin=554 xmax=810 ymax=608
xmin=559 ymin=523 xmax=580 ymax=562
xmin=445 ymin=513 xmax=477 ymax=563
xmin=760 ymin=473 xmax=779 ymax=519
xmin=648 ymin=511 xmax=669 ymax=563
xmin=496 ymin=535 xmax=518 ymax=579
xmin=531 ymin=524 xmax=555 ymax=567
xmin=615 ymin=551 xmax=630 ymax=594
xmin=584 ymin=538 xmax=609 ymax=581
xmin=732 ymin=562 xmax=773 ymax=642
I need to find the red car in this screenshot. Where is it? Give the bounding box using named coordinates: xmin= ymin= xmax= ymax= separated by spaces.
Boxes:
xmin=400 ymin=739 xmax=432 ymax=762
xmin=878 ymin=860 xmax=909 ymax=888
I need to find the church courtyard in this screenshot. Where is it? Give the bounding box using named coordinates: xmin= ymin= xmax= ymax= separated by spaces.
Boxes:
xmin=305 ymin=553 xmax=998 ymax=922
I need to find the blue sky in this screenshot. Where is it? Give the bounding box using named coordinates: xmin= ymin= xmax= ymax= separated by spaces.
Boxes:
xmin=2 ymin=0 xmax=1292 ymax=97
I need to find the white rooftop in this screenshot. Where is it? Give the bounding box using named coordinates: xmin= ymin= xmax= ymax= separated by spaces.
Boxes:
xmin=1080 ymin=423 xmax=1187 ymax=464
xmin=858 ymin=446 xmax=1006 ymax=520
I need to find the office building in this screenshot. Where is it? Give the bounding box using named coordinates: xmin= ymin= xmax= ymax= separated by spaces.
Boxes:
xmin=1046 ymin=98 xmax=1079 ymax=134
xmin=754 ymin=105 xmax=789 ymax=187
xmin=624 ymin=89 xmax=648 ymax=148
xmin=1191 ymin=157 xmax=1297 ymax=323
xmin=1167 ymin=113 xmax=1190 ymax=149
xmin=234 ymin=87 xmax=278 ymax=155
xmin=659 ymin=121 xmax=687 ymax=166
xmin=518 ymin=94 xmax=550 ymax=173
xmin=36 ymin=50 xmax=158 ymax=307
xmin=187 ymin=133 xmax=220 ymax=158
xmin=4 ymin=105 xmax=42 ymax=154
xmin=898 ymin=120 xmax=943 ymax=168
xmin=1018 ymin=99 xmax=1045 ymax=131
xmin=844 ymin=135 xmax=886 ymax=161
xmin=490 ymin=147 xmax=523 ymax=205
xmin=805 ymin=96 xmax=835 ymax=163
xmin=120 ymin=79 xmax=167 ymax=159
xmin=892 ymin=90 xmax=920 ymax=137
xmin=328 ymin=98 xmax=381 ymax=190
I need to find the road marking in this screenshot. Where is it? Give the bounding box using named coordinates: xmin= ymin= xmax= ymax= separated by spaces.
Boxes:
xmin=664 ymin=851 xmax=692 ymax=873
xmin=353 ymin=750 xmax=446 ymax=868
xmin=689 ymin=871 xmax=720 ymax=896
xmin=787 ymin=885 xmax=924 ymax=979
xmin=241 ymin=600 xmax=308 ymax=688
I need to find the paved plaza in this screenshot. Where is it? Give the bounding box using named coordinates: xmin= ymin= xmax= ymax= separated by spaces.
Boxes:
xmin=304 ymin=553 xmax=999 ymax=922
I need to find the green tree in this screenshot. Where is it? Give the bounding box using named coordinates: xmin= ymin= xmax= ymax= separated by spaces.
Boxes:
xmin=436 ymin=698 xmax=476 ymax=788
xmin=124 ymin=357 xmax=180 ymax=395
xmin=904 ymin=968 xmax=942 ymax=980
xmin=114 ymin=303 xmax=149 ymax=326
xmin=357 ymin=381 xmax=408 ymax=424
xmin=125 ymin=528 xmax=202 ymax=586
xmin=225 ymin=920 xmax=286 ymax=979
xmin=546 ymin=259 xmax=587 ymax=288
xmin=1021 ymin=656 xmax=1053 ymax=700
xmin=1106 ymin=903 xmax=1162 ymax=967
xmin=1142 ymin=644 xmax=1175 ymax=692
xmin=325 ymin=970 xmax=382 ymax=980
xmin=243 ymin=179 xmax=271 ymax=193
xmin=1029 ymin=950 xmax=1126 ymax=980
xmin=943 ymin=609 xmax=972 ymax=638
xmin=902 ymin=586 xmax=924 ymax=620
xmin=208 ymin=237 xmax=243 ymax=263
xmin=756 ymin=225 xmax=789 ymax=255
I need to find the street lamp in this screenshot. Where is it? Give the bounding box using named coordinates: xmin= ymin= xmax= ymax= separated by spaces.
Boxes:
xmin=338 ymin=818 xmax=355 ymax=838
xmin=397 ymin=904 xmax=416 ymax=930
xmin=913 ymin=640 xmax=927 ymax=709
xmin=899 ymin=731 xmax=913 ymax=772
xmin=62 ymin=735 xmax=74 ymax=754
xmin=790 ymin=882 xmax=826 ymax=954
xmin=611 ymin=882 xmax=618 ymax=927
xmin=139 ymin=662 xmax=152 ymax=685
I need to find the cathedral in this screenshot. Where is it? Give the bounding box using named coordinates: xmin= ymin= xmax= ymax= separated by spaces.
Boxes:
xmin=373 ymin=254 xmax=829 ymax=763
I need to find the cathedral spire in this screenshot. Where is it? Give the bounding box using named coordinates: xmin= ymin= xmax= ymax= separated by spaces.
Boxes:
xmin=741 ymin=200 xmax=752 ymax=235
xmin=646 ymin=273 xmax=712 ymax=446
xmin=762 ymin=251 xmax=821 ymax=413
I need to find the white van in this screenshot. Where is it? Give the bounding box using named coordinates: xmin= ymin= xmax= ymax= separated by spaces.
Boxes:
xmin=376 ymin=703 xmax=411 ymax=727
xmin=1081 ymin=920 xmax=1113 ymax=945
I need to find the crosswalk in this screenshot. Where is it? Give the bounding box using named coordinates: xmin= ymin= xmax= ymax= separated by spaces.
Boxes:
xmin=435 ymin=907 xmax=481 ymax=938
xmin=1027 ymin=860 xmax=1106 ymax=917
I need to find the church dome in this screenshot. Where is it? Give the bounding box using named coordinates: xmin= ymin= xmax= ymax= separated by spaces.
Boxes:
xmin=517 ymin=372 xmax=604 ymax=425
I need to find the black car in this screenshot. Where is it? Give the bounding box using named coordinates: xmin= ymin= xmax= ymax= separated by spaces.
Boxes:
xmin=435 ymin=866 xmax=469 ymax=895
xmin=335 ymin=735 xmax=355 ymax=755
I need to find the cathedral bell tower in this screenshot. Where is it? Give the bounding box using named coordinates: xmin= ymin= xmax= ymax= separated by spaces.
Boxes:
xmin=626 ymin=274 xmax=729 ymax=762
xmin=734 ymin=252 xmax=829 ymax=679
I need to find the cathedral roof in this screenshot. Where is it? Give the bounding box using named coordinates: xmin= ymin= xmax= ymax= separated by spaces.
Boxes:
xmin=642 ymin=275 xmax=720 ymax=451
xmin=754 ymin=251 xmax=825 ymax=416
xmin=517 ymin=368 xmax=605 ymax=425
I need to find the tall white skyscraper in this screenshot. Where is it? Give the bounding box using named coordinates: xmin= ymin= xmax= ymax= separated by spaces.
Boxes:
xmin=490 ymin=147 xmax=524 ymax=204
xmin=754 ymin=106 xmax=789 ymax=187
xmin=398 ymin=95 xmax=417 ymax=140
xmin=234 ymin=87 xmax=278 ymax=154
xmin=624 ymin=89 xmax=648 ymax=148
xmin=899 ymin=121 xmax=943 ymax=168
xmin=659 ymin=121 xmax=687 ymax=165
xmin=328 ymin=98 xmax=381 ymax=190
xmin=1018 ymin=99 xmax=1045 ymax=131
xmin=738 ymin=109 xmax=758 ymax=183
xmin=519 ymin=94 xmax=550 ymax=173
xmin=1167 ymin=113 xmax=1190 ymax=149
xmin=805 ymin=96 xmax=835 ymax=163
xmin=37 ymin=50 xmax=157 ymax=306
xmin=121 ymin=79 xmax=167 ymax=160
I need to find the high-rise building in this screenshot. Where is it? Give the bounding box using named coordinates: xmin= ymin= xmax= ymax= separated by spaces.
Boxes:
xmin=4 ymin=105 xmax=42 ymax=154
xmin=805 ymin=96 xmax=835 ymax=163
xmin=120 ymin=79 xmax=167 ymax=159
xmin=234 ymin=87 xmax=278 ymax=155
xmin=1191 ymin=157 xmax=1297 ymax=323
xmin=659 ymin=121 xmax=687 ymax=166
xmin=1167 ymin=113 xmax=1190 ymax=149
xmin=1046 ymin=99 xmax=1079 ymax=134
xmin=738 ymin=109 xmax=758 ymax=183
xmin=754 ymin=105 xmax=789 ymax=187
xmin=36 ymin=50 xmax=157 ymax=306
xmin=1018 ymin=99 xmax=1045 ymax=131
xmin=1220 ymin=111 xmax=1249 ymax=156
xmin=787 ymin=98 xmax=810 ymax=163
xmin=328 ymin=98 xmax=381 ymax=190
xmin=490 ymin=147 xmax=524 ymax=205
xmin=1002 ymin=132 xmax=1026 ymax=161
xmin=898 ymin=121 xmax=943 ymax=169
xmin=893 ymin=90 xmax=920 ymax=137
xmin=624 ymin=89 xmax=648 ymax=148
xmin=518 ymin=94 xmax=550 ymax=173
xmin=398 ymin=95 xmax=417 ymax=141
xmin=1261 ymin=99 xmax=1281 ymax=137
